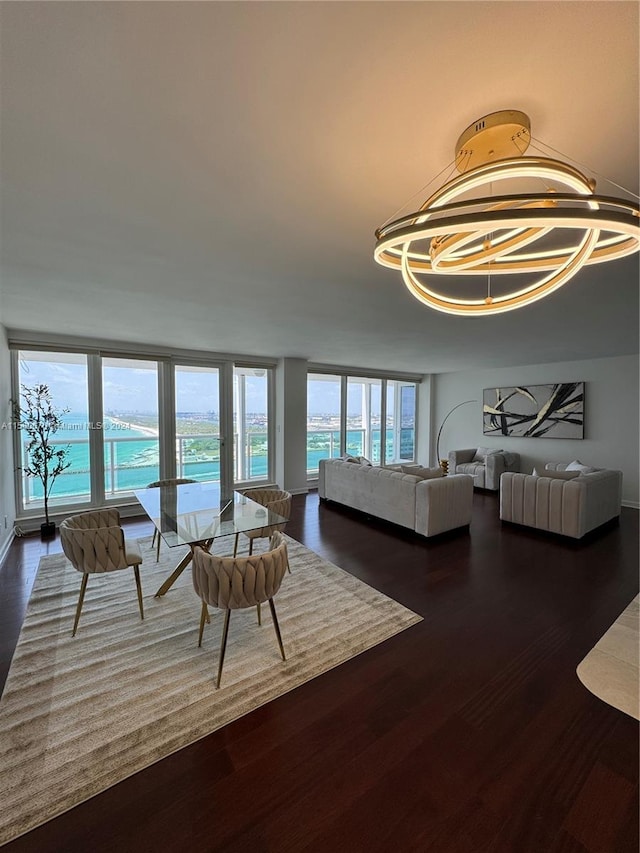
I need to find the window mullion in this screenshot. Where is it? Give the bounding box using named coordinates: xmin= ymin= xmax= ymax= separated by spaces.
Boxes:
xmin=339 ymin=376 xmax=347 ymax=456
xmin=381 ymin=380 xmax=387 ymax=466
xmin=87 ymin=354 xmax=105 ymax=506
xmin=159 ymin=361 xmax=176 ymax=481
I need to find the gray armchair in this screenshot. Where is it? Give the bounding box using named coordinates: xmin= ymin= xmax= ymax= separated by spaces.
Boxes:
xmin=448 ymin=447 xmax=520 ymax=491
xmin=500 ymin=464 xmax=622 ymax=538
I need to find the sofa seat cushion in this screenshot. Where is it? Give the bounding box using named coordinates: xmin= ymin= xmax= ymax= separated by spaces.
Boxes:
xmin=457 ymin=461 xmax=486 ymax=487
xmin=401 ymin=464 xmax=443 ymax=479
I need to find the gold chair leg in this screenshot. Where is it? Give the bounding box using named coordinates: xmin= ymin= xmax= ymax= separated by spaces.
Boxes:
xmin=233 ymin=533 xmax=239 ymax=558
xmin=216 ymin=610 xmax=231 ymax=689
xmin=198 ymin=600 xmax=209 ymax=647
xmin=154 ymin=549 xmax=194 ymax=597
xmin=268 ymin=598 xmax=286 ymax=661
xmin=286 ymin=556 xmax=291 ymax=574
xmin=133 ymin=565 xmax=144 ymax=620
xmin=72 ymin=573 xmax=89 ymax=637
xmin=256 ymin=601 xmax=261 ymax=626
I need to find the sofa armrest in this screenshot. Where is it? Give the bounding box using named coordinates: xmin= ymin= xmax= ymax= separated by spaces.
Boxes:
xmin=318 ymin=458 xmax=328 ymax=498
xmin=415 ymin=474 xmax=473 ymax=537
xmin=485 ymin=451 xmax=520 ymax=490
xmin=448 ymin=449 xmax=476 ymax=469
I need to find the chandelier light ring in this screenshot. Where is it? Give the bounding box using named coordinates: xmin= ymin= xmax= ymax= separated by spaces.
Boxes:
xmin=373 ymin=110 xmax=640 ymax=316
xmin=400 ymin=223 xmax=599 ymax=315
xmin=403 ymin=156 xmax=598 ymax=277
xmin=375 ymin=204 xmax=639 ymax=274
xmin=419 ymin=156 xmax=594 ymax=210
xmin=428 ymin=198 xmax=557 ymax=272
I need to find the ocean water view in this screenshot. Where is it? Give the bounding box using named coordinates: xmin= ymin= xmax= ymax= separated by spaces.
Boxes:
xmin=19 ymin=413 xmax=413 ymax=506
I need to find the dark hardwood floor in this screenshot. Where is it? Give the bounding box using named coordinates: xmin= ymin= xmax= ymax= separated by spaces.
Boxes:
xmin=1 ymin=491 xmax=638 ymax=853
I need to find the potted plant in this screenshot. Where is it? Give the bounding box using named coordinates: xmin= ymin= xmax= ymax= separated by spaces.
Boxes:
xmin=12 ymin=384 xmax=71 ymax=539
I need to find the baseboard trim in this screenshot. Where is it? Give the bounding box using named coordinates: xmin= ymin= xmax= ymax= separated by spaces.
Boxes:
xmin=0 ymin=529 xmax=16 ymax=571
xmin=622 ymin=500 xmax=639 ymax=510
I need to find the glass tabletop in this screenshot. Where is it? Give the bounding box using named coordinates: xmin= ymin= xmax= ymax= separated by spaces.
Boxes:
xmin=134 ymin=481 xmax=288 ymax=548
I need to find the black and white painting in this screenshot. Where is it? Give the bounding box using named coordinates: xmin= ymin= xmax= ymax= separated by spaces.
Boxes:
xmin=483 ymin=382 xmax=584 ymax=439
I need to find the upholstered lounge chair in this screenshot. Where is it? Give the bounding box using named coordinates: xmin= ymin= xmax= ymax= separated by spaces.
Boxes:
xmin=233 ymin=487 xmax=291 ymax=558
xmin=60 ymin=509 xmax=143 ymax=636
xmin=500 ymin=463 xmax=623 ymax=539
xmin=448 ymin=447 xmax=520 ymax=491
xmin=192 ymin=530 xmax=289 ymax=688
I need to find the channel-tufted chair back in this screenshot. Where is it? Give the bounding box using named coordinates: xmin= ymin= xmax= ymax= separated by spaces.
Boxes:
xmin=192 ymin=531 xmax=289 ymax=687
xmin=61 ymin=509 xmax=133 ymax=574
xmin=193 ymin=530 xmax=289 ymax=609
xmin=233 ymin=488 xmax=292 ymax=562
xmin=60 ymin=509 xmax=144 ymax=636
xmin=146 ymin=478 xmax=197 ymax=560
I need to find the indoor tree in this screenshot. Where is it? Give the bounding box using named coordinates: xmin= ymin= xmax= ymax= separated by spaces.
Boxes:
xmin=12 ymin=383 xmax=71 ymax=538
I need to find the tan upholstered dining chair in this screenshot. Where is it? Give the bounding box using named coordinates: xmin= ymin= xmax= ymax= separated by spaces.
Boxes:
xmin=60 ymin=509 xmax=144 ymax=637
xmin=233 ymin=487 xmax=292 ymax=560
xmin=192 ymin=530 xmax=289 ymax=688
xmin=146 ymin=478 xmax=197 ymax=561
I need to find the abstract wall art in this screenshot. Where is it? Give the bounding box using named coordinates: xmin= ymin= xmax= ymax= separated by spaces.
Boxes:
xmin=483 ymin=382 xmax=584 ymax=439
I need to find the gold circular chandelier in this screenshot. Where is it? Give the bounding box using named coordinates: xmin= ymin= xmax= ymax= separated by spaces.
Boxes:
xmin=374 ymin=110 xmax=640 ymax=316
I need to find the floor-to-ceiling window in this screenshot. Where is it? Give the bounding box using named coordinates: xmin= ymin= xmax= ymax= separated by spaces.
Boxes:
xmin=11 ymin=346 xmax=275 ymax=521
xmin=386 ymin=380 xmax=416 ymax=463
xmin=175 ymin=365 xmax=221 ymax=483
xmin=103 ymin=357 xmax=160 ymax=496
xmin=306 ymin=371 xmax=418 ymax=477
xmin=233 ymin=366 xmax=271 ymax=483
xmin=347 ymin=376 xmax=382 ymax=462
xmin=306 ymin=373 xmax=342 ymax=475
xmin=16 ymin=350 xmax=91 ymax=510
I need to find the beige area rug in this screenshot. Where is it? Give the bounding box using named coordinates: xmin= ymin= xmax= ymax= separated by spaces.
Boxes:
xmin=0 ymin=534 xmax=421 ymax=846
xmin=577 ymin=595 xmax=639 ymax=720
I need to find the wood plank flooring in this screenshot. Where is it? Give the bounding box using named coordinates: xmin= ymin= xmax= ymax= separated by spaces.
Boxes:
xmin=1 ymin=490 xmax=638 ymax=852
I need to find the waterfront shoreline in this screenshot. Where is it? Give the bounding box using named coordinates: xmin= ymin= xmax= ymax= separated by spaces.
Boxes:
xmin=108 ymin=416 xmax=159 ymax=438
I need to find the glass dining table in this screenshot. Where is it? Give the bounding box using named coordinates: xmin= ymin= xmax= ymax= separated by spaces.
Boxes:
xmin=134 ymin=481 xmax=288 ymax=598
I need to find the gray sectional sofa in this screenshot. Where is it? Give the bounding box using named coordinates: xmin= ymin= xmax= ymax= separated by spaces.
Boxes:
xmin=318 ymin=458 xmax=474 ymax=538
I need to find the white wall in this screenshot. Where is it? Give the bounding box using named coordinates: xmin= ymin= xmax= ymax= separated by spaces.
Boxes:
xmin=433 ymin=354 xmax=639 ymax=507
xmin=275 ymin=358 xmax=309 ymax=495
xmin=0 ymin=326 xmax=16 ymax=562
xmin=417 ymin=373 xmax=433 ymax=467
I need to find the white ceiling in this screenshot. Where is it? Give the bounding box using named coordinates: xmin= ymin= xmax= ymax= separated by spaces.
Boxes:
xmin=1 ymin=1 xmax=638 ymax=374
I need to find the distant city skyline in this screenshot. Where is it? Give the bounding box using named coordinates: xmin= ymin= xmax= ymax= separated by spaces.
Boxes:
xmin=18 ymin=358 xmax=414 ymax=420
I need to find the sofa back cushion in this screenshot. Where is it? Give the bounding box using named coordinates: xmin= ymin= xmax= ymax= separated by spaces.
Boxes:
xmin=401 ymin=464 xmax=443 ymax=480
xmin=566 ymin=459 xmax=599 ymax=474
xmin=533 ymin=467 xmax=581 ymax=480
xmin=473 ymin=447 xmax=502 ymax=462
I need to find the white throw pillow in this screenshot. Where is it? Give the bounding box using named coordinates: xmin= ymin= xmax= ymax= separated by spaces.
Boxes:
xmin=532 ymin=467 xmax=581 ymax=480
xmin=566 ymin=460 xmax=598 ymax=474
xmin=473 ymin=447 xmax=503 ymax=462
xmin=401 ymin=464 xmax=443 ymax=479
xmin=357 ymin=456 xmax=373 ymax=466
